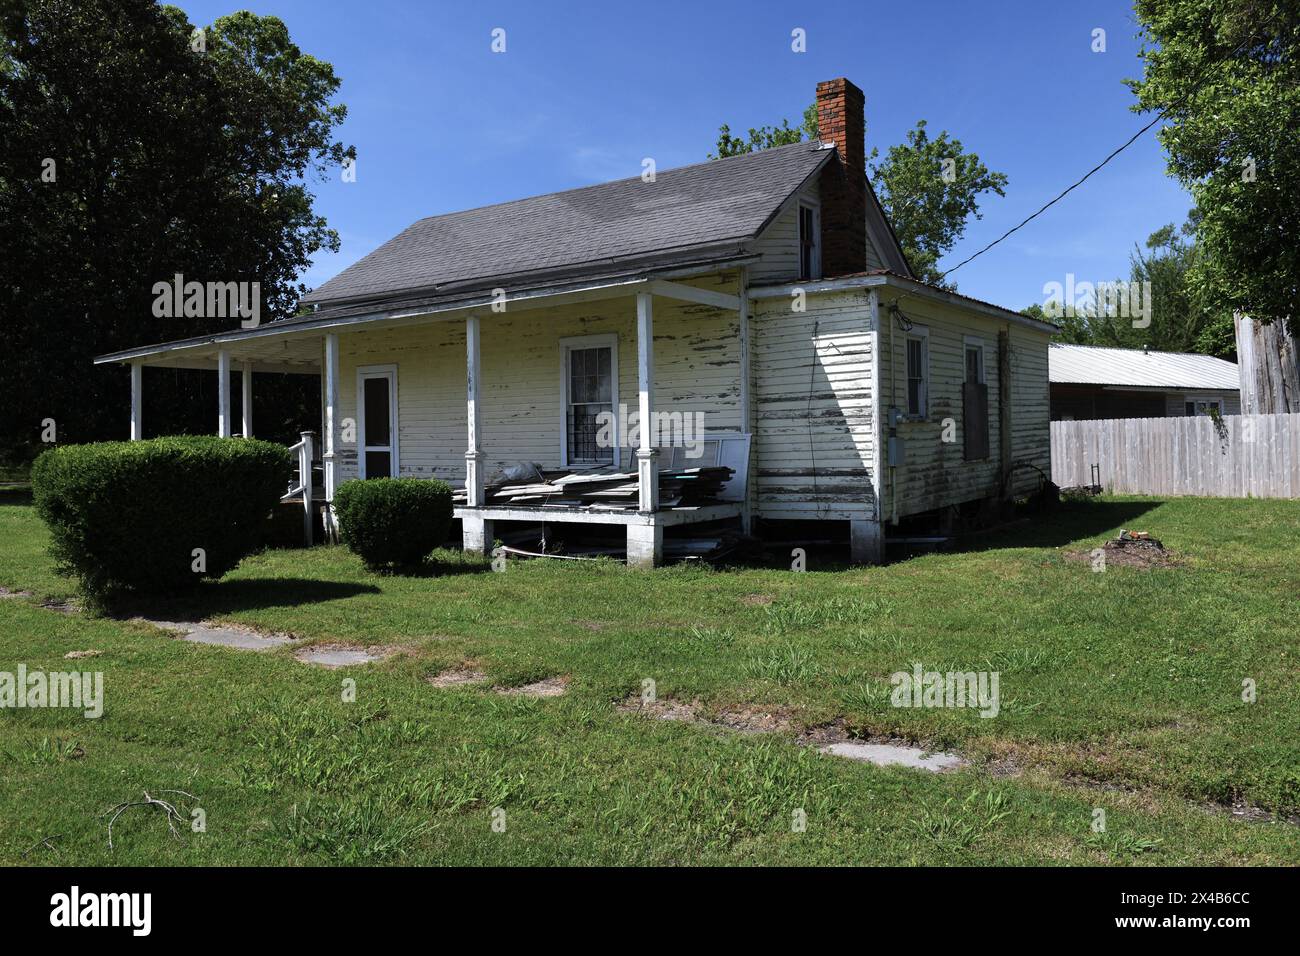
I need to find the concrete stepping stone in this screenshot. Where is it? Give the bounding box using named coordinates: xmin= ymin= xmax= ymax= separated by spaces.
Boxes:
xmin=0 ymin=586 xmax=34 ymax=599
xmin=152 ymin=620 xmax=296 ymax=651
xmin=818 ymin=741 xmax=967 ymax=773
xmin=294 ymin=644 xmax=387 ymax=668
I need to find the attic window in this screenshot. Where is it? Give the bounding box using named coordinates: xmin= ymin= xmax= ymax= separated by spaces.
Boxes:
xmin=798 ymin=204 xmax=820 ymax=280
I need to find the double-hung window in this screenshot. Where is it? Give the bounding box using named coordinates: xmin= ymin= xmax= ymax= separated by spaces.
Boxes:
xmin=1184 ymin=397 xmax=1224 ymax=417
xmin=798 ymin=204 xmax=821 ymax=281
xmin=561 ymin=335 xmax=618 ymax=466
xmin=905 ymin=330 xmax=929 ymax=419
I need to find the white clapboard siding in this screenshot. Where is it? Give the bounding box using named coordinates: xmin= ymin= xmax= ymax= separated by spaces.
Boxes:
xmin=334 ymin=274 xmax=742 ymax=485
xmin=876 ymin=295 xmax=1054 ymax=516
xmin=752 ymin=290 xmax=876 ymax=521
xmin=1050 ymin=413 xmax=1300 ymax=498
xmin=747 ymin=177 xmax=887 ymax=283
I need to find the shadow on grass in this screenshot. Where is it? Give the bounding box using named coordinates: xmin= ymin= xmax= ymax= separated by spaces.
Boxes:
xmin=111 ymin=577 xmax=381 ymax=622
xmin=963 ymin=499 xmax=1165 ymax=552
xmin=358 ymin=548 xmax=492 ymax=578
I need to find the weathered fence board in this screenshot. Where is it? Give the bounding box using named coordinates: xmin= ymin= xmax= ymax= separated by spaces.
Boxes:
xmin=1050 ymin=413 xmax=1300 ymax=498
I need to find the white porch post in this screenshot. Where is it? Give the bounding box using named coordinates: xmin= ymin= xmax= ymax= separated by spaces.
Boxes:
xmin=299 ymin=431 xmax=314 ymax=546
xmin=629 ymin=292 xmax=662 ymax=569
xmin=465 ymin=314 xmax=485 ymax=506
xmin=129 ymin=362 xmax=142 ymax=440
xmin=241 ymin=362 xmax=254 ymax=437
xmin=217 ymin=349 xmax=232 ymax=437
xmin=635 ymin=292 xmax=659 ymax=512
xmin=323 ymin=332 xmax=340 ymax=540
xmin=462 ymin=314 xmax=493 ymax=556
xmin=738 ymin=267 xmax=753 ymax=534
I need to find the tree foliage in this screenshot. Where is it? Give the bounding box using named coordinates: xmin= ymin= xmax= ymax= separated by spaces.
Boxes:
xmin=0 ymin=0 xmax=353 ymax=462
xmin=1129 ymin=0 xmax=1300 ymax=333
xmin=1025 ymin=214 xmax=1236 ymax=359
xmin=710 ymin=104 xmax=818 ymax=158
xmin=867 ymin=121 xmax=1007 ymax=288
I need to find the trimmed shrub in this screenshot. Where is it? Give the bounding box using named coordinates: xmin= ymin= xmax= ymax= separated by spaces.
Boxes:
xmin=333 ymin=477 xmax=453 ymax=570
xmin=32 ymin=436 xmax=291 ymax=607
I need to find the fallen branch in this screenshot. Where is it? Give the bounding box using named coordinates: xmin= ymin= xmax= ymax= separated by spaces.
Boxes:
xmin=21 ymin=834 xmax=61 ymax=858
xmin=102 ymin=789 xmax=197 ymax=851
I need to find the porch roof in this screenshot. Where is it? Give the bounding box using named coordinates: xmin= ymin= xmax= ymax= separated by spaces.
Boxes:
xmin=93 ymin=255 xmax=749 ymax=371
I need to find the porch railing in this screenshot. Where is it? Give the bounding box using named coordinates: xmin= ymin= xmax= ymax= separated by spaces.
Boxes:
xmin=281 ymin=430 xmax=314 ymax=545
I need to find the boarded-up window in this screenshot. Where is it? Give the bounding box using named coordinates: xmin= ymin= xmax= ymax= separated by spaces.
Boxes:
xmin=963 ymin=382 xmax=990 ymax=460
xmin=963 ymin=343 xmax=989 ymax=460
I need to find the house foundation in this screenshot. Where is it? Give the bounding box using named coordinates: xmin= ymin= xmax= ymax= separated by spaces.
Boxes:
xmin=849 ymin=518 xmax=884 ymax=565
xmin=461 ymin=514 xmax=494 ymax=556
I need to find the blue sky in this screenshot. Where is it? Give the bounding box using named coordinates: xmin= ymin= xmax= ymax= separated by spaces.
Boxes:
xmin=177 ymin=0 xmax=1192 ymax=310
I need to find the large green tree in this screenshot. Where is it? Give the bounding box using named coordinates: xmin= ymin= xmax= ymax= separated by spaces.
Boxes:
xmin=711 ymin=110 xmax=1006 ymax=288
xmin=0 ymin=0 xmax=352 ymax=462
xmin=1128 ymin=0 xmax=1299 ymax=331
xmin=866 ymin=121 xmax=1006 ymax=288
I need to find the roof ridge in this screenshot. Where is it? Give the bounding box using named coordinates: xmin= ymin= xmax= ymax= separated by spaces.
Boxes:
xmin=401 ymin=138 xmax=828 ymax=229
xmin=1052 ymin=342 xmax=1234 ymax=361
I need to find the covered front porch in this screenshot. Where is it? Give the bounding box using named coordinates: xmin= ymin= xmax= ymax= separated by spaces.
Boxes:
xmin=95 ymin=271 xmax=754 ymax=568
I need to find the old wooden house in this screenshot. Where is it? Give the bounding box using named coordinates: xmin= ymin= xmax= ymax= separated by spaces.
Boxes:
xmin=96 ymin=78 xmax=1057 ymax=567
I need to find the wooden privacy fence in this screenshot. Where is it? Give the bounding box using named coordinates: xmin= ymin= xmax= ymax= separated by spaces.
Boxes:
xmin=1050 ymin=413 xmax=1300 ymax=498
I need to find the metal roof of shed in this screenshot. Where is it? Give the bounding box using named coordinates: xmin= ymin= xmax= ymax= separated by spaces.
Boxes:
xmin=1049 ymin=343 xmax=1240 ymax=390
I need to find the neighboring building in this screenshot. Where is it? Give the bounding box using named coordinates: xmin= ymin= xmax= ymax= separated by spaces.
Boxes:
xmin=96 ymin=78 xmax=1058 ymax=567
xmin=1049 ymin=343 xmax=1241 ymax=421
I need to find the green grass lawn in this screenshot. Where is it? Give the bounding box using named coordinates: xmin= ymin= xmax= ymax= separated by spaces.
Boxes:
xmin=1 ymin=492 xmax=1297 ymax=865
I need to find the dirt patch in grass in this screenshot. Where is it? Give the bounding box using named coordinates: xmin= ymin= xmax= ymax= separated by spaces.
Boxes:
xmin=495 ymin=675 xmax=569 ymax=698
xmin=798 ymin=717 xmax=944 ymax=752
xmin=64 ymin=650 xmax=103 ymax=660
xmin=572 ymin=620 xmax=608 ymax=632
xmin=427 ymin=665 xmax=488 ymax=688
xmin=712 ymin=704 xmax=793 ymax=734
xmin=0 ymin=586 xmax=33 ymax=599
xmin=1211 ymin=796 xmax=1300 ymax=826
xmin=1065 ymin=536 xmax=1181 ymax=570
xmin=740 ymin=593 xmax=774 ymax=607
xmin=39 ymin=599 xmax=78 ymax=614
xmin=615 ymin=695 xmax=792 ymax=733
xmin=616 ymin=695 xmax=702 ymax=722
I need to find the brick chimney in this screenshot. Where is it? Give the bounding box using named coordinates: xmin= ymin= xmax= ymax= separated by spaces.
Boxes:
xmin=816 ymin=77 xmax=867 ymax=276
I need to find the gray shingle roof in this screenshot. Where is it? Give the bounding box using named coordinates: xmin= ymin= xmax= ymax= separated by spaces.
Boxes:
xmin=302 ymin=140 xmax=832 ymax=306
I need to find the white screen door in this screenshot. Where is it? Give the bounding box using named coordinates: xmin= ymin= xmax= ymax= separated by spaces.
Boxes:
xmin=357 ymin=366 xmax=398 ymax=478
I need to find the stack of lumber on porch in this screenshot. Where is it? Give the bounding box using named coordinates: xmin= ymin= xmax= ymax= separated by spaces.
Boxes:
xmin=451 ymin=466 xmax=734 ymax=510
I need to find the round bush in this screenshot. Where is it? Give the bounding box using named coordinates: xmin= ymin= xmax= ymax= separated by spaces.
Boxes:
xmin=32 ymin=436 xmax=291 ymax=607
xmin=333 ymin=477 xmax=453 ymax=570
